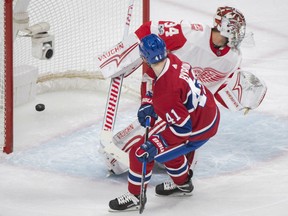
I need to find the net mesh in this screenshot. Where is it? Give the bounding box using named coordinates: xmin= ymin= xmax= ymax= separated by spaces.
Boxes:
xmin=0 ymin=0 xmax=146 ymax=152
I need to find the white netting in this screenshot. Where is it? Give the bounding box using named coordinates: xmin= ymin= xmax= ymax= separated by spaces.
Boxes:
xmin=13 ymin=0 xmax=144 ymax=93
xmin=1 ymin=0 xmax=147 ymax=152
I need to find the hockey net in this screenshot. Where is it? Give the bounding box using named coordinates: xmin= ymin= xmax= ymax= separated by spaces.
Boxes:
xmin=0 ymin=0 xmax=149 ymax=153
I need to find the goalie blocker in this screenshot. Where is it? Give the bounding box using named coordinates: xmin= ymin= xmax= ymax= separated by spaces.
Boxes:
xmin=95 ymin=34 xmax=142 ymax=79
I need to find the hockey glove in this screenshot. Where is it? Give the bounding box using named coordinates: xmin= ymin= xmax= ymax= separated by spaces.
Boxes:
xmin=136 ymin=134 xmax=167 ymax=163
xmin=137 ymin=104 xmax=158 ymax=127
xmin=138 ymin=91 xmax=158 ymax=127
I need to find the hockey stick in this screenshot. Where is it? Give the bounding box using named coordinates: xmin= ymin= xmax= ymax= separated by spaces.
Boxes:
xmin=100 ymin=0 xmax=135 ymax=164
xmin=139 ymin=117 xmax=150 ymax=214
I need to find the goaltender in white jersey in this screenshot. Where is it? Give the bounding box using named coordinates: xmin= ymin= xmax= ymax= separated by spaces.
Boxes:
xmin=96 ymin=6 xmax=267 ymax=174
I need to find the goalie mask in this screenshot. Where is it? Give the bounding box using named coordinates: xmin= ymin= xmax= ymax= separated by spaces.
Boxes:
xmin=214 ymin=6 xmax=246 ymax=49
xmin=139 ymin=34 xmax=167 ymax=65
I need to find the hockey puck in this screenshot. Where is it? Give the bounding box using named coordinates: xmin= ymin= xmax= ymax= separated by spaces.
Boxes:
xmin=35 ymin=103 xmax=45 ymax=111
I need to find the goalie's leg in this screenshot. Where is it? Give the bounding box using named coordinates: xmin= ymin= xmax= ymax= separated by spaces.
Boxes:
xmin=101 ymin=118 xmax=166 ymax=175
xmin=102 ymin=152 xmax=129 ymax=175
xmin=101 ymin=120 xmax=144 ymax=174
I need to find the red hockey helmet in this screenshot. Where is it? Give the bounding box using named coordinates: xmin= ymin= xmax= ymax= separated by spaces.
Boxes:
xmin=214 ymin=6 xmax=246 ymax=49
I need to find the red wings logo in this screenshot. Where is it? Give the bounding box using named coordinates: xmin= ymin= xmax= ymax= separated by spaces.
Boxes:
xmin=193 ymin=67 xmax=228 ymax=84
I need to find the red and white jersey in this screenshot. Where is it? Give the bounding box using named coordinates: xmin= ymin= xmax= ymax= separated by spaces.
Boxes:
xmin=152 ymin=53 xmax=219 ymax=146
xmin=135 ymin=20 xmax=242 ymax=94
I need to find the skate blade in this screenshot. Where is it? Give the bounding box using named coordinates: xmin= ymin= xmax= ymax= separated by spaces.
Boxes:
xmin=155 ymin=192 xmax=193 ymax=197
xmin=108 ymin=205 xmax=140 ymax=212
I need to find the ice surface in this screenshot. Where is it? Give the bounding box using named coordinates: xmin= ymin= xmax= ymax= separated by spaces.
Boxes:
xmin=1 ymin=0 xmax=288 ymax=215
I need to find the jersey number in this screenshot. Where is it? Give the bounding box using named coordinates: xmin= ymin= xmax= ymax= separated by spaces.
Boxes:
xmin=163 ymin=22 xmax=179 ymax=37
xmin=166 ymin=109 xmax=181 ymax=124
xmin=189 ymin=78 xmax=207 ymax=109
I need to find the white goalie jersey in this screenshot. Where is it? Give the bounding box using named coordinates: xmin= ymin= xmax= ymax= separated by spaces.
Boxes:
xmin=158 ymin=21 xmax=242 ymax=94
xmin=135 ymin=20 xmax=266 ymax=112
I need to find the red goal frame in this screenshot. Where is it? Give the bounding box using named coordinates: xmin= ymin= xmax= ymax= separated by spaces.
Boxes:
xmin=3 ymin=0 xmax=13 ymax=154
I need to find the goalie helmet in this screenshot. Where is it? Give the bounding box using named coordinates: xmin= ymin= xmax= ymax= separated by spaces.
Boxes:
xmin=139 ymin=34 xmax=167 ymax=65
xmin=214 ymin=6 xmax=246 ymax=49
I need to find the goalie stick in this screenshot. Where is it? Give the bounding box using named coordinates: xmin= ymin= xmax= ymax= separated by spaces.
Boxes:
xmin=100 ymin=0 xmax=135 ymax=166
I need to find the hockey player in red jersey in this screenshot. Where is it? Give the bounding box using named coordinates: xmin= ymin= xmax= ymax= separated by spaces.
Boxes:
xmin=109 ymin=34 xmax=220 ymax=211
xmin=98 ymin=6 xmax=267 ymax=175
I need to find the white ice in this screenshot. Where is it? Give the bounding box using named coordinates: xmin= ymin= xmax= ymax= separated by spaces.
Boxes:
xmin=1 ymin=0 xmax=288 ymax=215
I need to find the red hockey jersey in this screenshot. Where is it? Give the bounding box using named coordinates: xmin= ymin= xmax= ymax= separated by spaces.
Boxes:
xmin=152 ymin=53 xmax=219 ymax=146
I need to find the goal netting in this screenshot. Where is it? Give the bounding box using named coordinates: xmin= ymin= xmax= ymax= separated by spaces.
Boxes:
xmin=0 ymin=0 xmax=149 ymax=153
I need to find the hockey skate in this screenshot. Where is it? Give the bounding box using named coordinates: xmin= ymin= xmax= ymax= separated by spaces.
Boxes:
xmin=109 ymin=192 xmax=146 ymax=211
xmin=155 ymin=170 xmax=194 ymax=196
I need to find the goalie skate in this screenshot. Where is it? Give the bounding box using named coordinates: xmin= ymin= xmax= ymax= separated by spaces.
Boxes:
xmin=155 ymin=170 xmax=194 ymax=196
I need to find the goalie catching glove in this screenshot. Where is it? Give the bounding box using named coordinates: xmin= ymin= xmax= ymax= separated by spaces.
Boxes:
xmin=136 ymin=134 xmax=167 ymax=162
xmin=216 ymin=70 xmax=267 ymax=113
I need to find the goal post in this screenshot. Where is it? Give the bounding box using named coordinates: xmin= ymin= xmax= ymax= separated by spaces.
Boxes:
xmin=0 ymin=0 xmax=150 ymax=154
xmin=1 ymin=0 xmax=13 ymax=154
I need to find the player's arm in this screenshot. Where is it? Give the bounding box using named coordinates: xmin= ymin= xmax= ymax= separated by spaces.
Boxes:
xmin=135 ymin=20 xmax=187 ymax=51
xmin=154 ymin=93 xmax=192 ymax=146
xmin=135 ymin=93 xmax=192 ymax=162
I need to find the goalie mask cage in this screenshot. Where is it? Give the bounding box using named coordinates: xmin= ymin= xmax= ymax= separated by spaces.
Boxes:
xmin=0 ymin=0 xmax=150 ymax=154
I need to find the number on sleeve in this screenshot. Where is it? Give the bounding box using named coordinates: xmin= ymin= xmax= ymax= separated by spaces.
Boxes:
xmin=166 ymin=109 xmax=181 ymax=124
xmin=188 ymin=78 xmax=207 ymax=109
xmin=163 ymin=22 xmax=179 ymax=37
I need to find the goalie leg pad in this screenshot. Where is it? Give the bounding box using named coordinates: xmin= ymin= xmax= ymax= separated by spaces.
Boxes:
xmin=100 ymin=120 xmax=144 ymax=174
xmin=101 ymin=119 xmax=166 ymax=175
